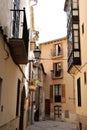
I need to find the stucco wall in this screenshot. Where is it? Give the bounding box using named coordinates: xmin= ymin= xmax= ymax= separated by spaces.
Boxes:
xmin=40 ymin=38 xmax=76 ymax=123
xmin=0 ymin=34 xmax=22 ymax=127
xmin=75 ymin=0 xmax=87 ymax=117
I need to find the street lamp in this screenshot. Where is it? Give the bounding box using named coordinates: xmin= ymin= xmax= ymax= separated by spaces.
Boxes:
xmin=33 ymin=46 xmax=41 ymax=60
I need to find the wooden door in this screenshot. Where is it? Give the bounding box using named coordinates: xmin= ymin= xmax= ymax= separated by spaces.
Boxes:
xmin=45 ymin=99 xmax=50 ymax=115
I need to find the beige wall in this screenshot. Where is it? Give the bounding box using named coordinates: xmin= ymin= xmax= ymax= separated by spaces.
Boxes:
xmin=0 ymin=0 xmax=30 ymax=129
xmin=75 ymin=0 xmax=87 ymax=117
xmin=0 ymin=34 xmax=22 ymax=128
xmin=64 ymin=0 xmax=87 ymax=129
xmin=79 ymin=0 xmax=87 ymax=65
xmin=40 ymin=37 xmax=76 ymax=123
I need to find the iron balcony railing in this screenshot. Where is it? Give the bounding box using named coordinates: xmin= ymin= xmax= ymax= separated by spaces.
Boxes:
xmin=51 ymin=49 xmax=63 ymax=57
xmin=51 ymin=69 xmax=63 ymax=79
xmin=9 ymin=8 xmax=29 ymax=64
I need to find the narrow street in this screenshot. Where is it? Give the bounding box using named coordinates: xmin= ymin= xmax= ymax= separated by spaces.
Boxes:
xmin=27 ymin=120 xmax=77 ymax=130
xmin=1 ymin=0 xmax=87 ymax=130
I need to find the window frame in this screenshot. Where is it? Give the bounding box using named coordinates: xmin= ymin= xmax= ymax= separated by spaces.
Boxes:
xmin=82 ymin=23 xmax=84 ymax=34
xmin=50 ymin=84 xmax=66 ymax=103
xmin=16 ymin=79 xmax=21 ymax=116
xmin=55 ymin=43 xmax=62 ymax=56
xmin=53 ymin=62 xmax=63 ymax=78
xmin=77 ymin=78 xmax=81 ymax=107
xmin=84 ymin=71 xmax=87 ymax=84
xmin=0 ymin=77 xmax=3 ymax=106
xmin=54 ymin=84 xmax=62 ymax=102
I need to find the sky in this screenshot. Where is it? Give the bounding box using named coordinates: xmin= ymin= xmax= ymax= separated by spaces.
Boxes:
xmin=34 ymin=0 xmax=67 ymax=43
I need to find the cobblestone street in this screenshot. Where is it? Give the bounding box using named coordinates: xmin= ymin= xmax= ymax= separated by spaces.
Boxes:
xmin=27 ymin=120 xmax=77 ymax=130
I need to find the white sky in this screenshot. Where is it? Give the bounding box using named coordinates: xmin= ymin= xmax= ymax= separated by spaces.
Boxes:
xmin=34 ymin=0 xmax=67 ymax=43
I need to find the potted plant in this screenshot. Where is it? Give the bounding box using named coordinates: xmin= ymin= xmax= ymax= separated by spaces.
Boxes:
xmin=29 ymin=79 xmax=40 ymax=91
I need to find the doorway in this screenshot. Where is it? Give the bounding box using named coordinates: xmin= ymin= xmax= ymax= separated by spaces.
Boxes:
xmin=19 ymin=86 xmax=25 ymax=130
xmin=45 ymin=99 xmax=50 ymax=119
xmin=54 ymin=105 xmax=62 ymax=120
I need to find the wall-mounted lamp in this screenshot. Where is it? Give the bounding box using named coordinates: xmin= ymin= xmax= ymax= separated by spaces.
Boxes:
xmin=33 ymin=46 xmax=41 ymax=60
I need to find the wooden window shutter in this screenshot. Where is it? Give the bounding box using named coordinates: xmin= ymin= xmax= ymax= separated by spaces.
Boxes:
xmin=50 ymin=85 xmax=53 ymax=103
xmin=53 ymin=63 xmax=55 ymax=70
xmin=61 ymin=84 xmax=66 ymax=103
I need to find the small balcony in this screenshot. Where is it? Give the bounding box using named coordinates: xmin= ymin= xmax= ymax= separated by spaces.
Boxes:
xmin=51 ymin=48 xmax=63 ymax=59
xmin=51 ymin=69 xmax=63 ymax=79
xmin=8 ymin=8 xmax=29 ymax=64
xmin=55 ymin=95 xmax=61 ymax=102
xmin=68 ymin=51 xmax=81 ymax=74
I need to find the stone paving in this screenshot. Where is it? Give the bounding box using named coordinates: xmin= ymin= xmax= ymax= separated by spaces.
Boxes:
xmin=27 ymin=120 xmax=77 ymax=130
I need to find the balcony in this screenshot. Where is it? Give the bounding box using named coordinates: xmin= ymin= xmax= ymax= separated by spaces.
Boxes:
xmin=51 ymin=49 xmax=63 ymax=59
xmin=55 ymin=95 xmax=61 ymax=102
xmin=51 ymin=43 xmax=63 ymax=59
xmin=67 ymin=7 xmax=81 ymax=74
xmin=51 ymin=69 xmax=63 ymax=79
xmin=8 ymin=8 xmax=29 ymax=64
xmin=68 ymin=51 xmax=81 ymax=74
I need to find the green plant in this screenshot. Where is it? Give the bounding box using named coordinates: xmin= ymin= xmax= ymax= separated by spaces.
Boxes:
xmin=29 ymin=79 xmax=40 ymax=86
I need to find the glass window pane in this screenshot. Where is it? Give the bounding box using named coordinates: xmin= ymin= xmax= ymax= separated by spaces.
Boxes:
xmin=74 ymin=43 xmax=79 ymax=49
xmin=73 ymin=10 xmax=78 ymax=16
xmin=54 ymin=84 xmax=61 ymax=96
xmin=74 ymin=30 xmax=78 ymax=36
xmin=74 ymin=37 xmax=78 ymax=42
xmin=55 ymin=86 xmax=58 ymax=95
xmin=74 ymin=52 xmax=79 ymax=57
xmin=55 ymin=44 xmax=62 ymax=56
xmin=73 ymin=0 xmax=77 ymax=2
xmin=73 ymin=24 xmax=79 ymax=29
xmin=59 ymin=85 xmax=61 ymax=95
xmin=73 ymin=3 xmax=78 ymax=8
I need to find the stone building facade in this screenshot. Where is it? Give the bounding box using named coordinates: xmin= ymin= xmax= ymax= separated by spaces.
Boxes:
xmin=0 ymin=0 xmax=30 ymax=129
xmin=39 ymin=37 xmax=76 ymax=123
xmin=64 ymin=0 xmax=87 ymax=129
